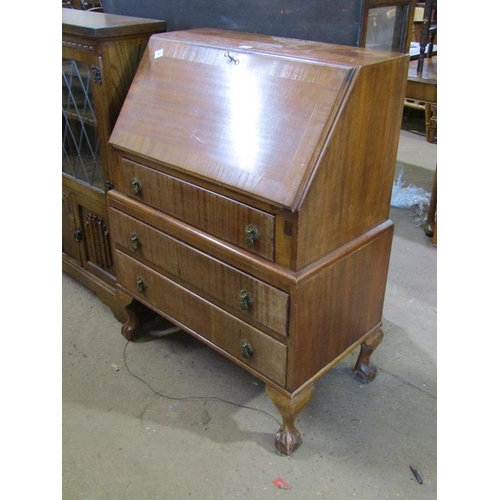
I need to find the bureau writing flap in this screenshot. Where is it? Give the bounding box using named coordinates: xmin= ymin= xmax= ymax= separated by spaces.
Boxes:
xmin=109 ymin=29 xmax=360 ymax=210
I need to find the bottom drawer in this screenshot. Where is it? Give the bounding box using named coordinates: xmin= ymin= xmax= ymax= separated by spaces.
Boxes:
xmin=115 ymin=250 xmax=287 ymax=386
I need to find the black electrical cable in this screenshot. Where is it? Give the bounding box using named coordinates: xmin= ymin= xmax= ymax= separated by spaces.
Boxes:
xmin=122 ymin=340 xmax=281 ymax=426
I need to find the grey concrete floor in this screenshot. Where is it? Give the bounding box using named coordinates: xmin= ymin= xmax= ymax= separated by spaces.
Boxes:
xmin=62 ymin=116 xmax=437 ymax=499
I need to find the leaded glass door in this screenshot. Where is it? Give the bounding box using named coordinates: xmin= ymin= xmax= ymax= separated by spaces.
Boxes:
xmin=62 ymin=50 xmax=115 ymax=282
xmin=62 ymin=57 xmax=105 ymax=191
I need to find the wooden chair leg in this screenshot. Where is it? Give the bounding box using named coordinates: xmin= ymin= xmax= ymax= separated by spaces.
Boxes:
xmin=424 ymin=102 xmax=437 ymax=143
xmin=425 ymin=102 xmax=432 ymax=142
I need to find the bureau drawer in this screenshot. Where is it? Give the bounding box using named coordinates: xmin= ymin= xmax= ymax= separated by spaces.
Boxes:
xmin=115 ymin=251 xmax=287 ymax=386
xmin=109 ymin=208 xmax=289 ymax=337
xmin=115 ymin=157 xmax=275 ymax=261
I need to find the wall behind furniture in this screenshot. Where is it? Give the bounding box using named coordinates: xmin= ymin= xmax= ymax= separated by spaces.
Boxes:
xmin=101 ymin=0 xmax=364 ymax=46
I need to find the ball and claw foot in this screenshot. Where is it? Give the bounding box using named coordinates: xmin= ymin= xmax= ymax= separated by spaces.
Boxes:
xmin=266 ymin=384 xmax=315 ymax=455
xmin=353 ymin=329 xmax=384 ymax=384
xmin=117 ymin=294 xmax=150 ymax=342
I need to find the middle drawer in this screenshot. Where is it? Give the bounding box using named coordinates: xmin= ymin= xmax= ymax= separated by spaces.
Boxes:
xmin=109 ymin=208 xmax=289 ymax=338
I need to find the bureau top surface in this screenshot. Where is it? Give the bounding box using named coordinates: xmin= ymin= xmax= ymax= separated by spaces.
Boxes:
xmin=62 ymin=9 xmax=166 ymax=38
xmin=110 ymin=29 xmax=406 ymax=209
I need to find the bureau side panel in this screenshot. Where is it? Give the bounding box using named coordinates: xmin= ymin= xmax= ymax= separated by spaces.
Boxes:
xmin=101 ymin=37 xmax=151 ymax=187
xmin=286 ymin=225 xmax=393 ymax=391
xmin=295 ymin=56 xmax=408 ymax=269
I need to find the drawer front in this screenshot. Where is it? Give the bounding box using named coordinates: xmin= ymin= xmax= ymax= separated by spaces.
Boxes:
xmin=109 ymin=208 xmax=289 ymax=337
xmin=115 ymin=157 xmax=275 ymax=261
xmin=115 ymin=251 xmax=287 ymax=386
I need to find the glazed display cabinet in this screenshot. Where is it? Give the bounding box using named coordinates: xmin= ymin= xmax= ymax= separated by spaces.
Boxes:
xmin=62 ymin=9 xmax=165 ymax=319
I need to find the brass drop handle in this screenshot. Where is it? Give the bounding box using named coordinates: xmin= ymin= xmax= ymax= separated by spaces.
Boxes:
xmin=241 ymin=339 xmax=253 ymax=359
xmin=131 ymin=233 xmax=141 ymax=251
xmin=136 ymin=276 xmax=147 ymax=293
xmin=245 ymin=224 xmax=260 ymax=247
xmin=240 ymin=289 xmax=253 ymax=310
xmin=131 ymin=177 xmax=143 ymax=195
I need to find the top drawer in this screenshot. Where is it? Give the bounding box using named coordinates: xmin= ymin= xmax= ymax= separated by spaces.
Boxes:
xmin=114 ymin=157 xmax=275 ymax=261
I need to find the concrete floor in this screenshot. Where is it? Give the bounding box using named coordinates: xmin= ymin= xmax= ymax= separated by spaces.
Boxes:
xmin=62 ymin=115 xmax=437 ymax=499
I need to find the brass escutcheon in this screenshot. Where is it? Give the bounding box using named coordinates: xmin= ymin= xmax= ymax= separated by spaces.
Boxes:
xmin=224 ymin=51 xmax=240 ymax=65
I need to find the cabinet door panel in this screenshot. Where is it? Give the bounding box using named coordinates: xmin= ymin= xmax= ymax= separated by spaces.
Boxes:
xmin=80 ymin=206 xmax=114 ymax=276
xmin=62 ymin=57 xmax=106 ymax=191
xmin=62 ymin=190 xmax=81 ymax=264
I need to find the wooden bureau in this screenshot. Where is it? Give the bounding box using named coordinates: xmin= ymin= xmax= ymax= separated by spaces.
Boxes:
xmin=108 ymin=29 xmax=408 ymax=454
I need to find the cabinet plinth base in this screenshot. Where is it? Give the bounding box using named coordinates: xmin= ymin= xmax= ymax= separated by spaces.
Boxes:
xmin=266 ymin=384 xmax=315 ymax=455
xmin=353 ymin=328 xmax=384 ymax=384
xmin=62 ymin=260 xmax=126 ymax=324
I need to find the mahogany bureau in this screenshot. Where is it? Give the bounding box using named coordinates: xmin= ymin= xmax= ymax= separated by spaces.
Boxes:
xmin=108 ymin=29 xmax=409 ymax=454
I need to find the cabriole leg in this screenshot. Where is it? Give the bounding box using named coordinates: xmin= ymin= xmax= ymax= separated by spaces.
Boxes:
xmin=266 ymin=384 xmax=315 ymax=455
xmin=353 ymin=328 xmax=384 ymax=383
xmin=117 ymin=291 xmax=150 ymax=341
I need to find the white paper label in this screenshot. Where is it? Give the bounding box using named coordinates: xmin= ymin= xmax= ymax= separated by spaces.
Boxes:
xmin=154 ymin=48 xmax=164 ymax=59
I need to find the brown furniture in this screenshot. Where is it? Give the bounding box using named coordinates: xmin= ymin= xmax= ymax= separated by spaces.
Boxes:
xmin=407 ymin=55 xmax=437 ymax=102
xmin=424 ymin=168 xmax=437 ymax=241
xmin=406 ymin=55 xmax=437 ymax=142
xmin=405 ymin=56 xmax=437 ymax=237
xmin=363 ymin=0 xmax=417 ymax=52
xmin=64 ymin=0 xmax=103 ymax=10
xmin=416 ymin=0 xmax=437 ymax=73
xmin=62 ymin=9 xmax=166 ymax=320
xmin=108 ymin=29 xmax=409 ymax=454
